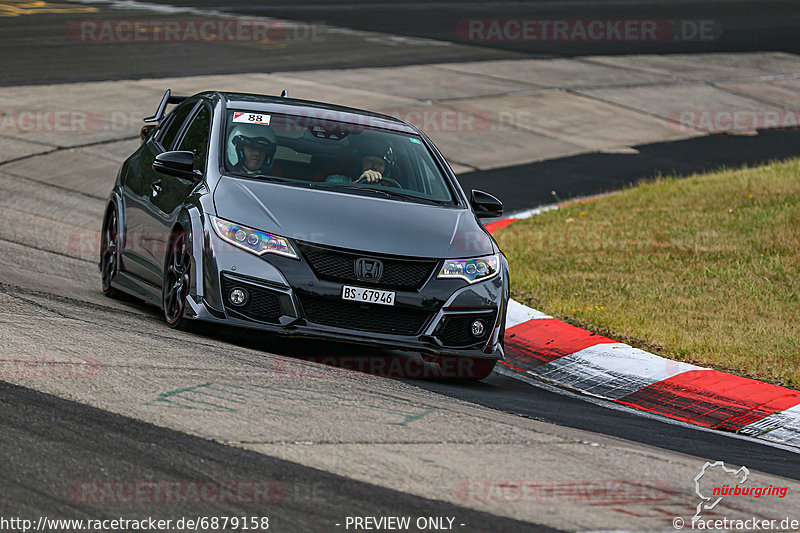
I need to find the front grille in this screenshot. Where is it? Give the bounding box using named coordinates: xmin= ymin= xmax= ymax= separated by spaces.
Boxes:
xmin=297 ymin=242 xmax=438 ymax=290
xmin=299 ymin=295 xmax=432 ymax=336
xmin=222 ymin=275 xmax=283 ymax=323
xmin=436 ymin=311 xmax=497 ymax=347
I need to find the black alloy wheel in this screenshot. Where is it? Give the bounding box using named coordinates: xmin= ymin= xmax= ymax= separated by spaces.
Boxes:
xmin=100 ymin=204 xmax=122 ymax=298
xmin=163 ymin=231 xmax=192 ymax=328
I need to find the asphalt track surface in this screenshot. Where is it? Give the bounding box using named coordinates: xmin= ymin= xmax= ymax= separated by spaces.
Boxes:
xmin=178 ymin=325 xmax=800 ymax=481
xmin=0 ymin=0 xmax=519 ymax=86
xmin=0 ymin=381 xmax=555 ymax=532
xmin=191 ymin=324 xmax=800 ymax=481
xmin=3 ymin=0 xmax=800 ymax=85
xmin=462 ymin=128 xmax=800 ymax=214
xmin=131 ymin=0 xmax=800 ymax=57
xmin=2 ymin=0 xmax=800 ymax=529
xmin=414 ymin=373 xmax=800 ymax=482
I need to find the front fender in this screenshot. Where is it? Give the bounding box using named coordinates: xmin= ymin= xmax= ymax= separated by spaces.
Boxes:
xmin=172 ymin=206 xmax=205 ymax=302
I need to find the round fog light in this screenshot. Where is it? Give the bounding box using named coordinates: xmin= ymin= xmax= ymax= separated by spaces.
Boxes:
xmin=229 ymin=288 xmax=248 ymax=306
xmin=471 ymin=319 xmax=486 ymax=338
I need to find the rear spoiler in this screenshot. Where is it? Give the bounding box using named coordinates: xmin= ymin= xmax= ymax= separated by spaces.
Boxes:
xmin=143 ymin=89 xmax=188 ymax=123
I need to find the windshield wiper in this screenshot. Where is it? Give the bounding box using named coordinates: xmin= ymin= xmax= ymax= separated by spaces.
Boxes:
xmin=369 ymin=187 xmax=451 ymax=205
xmin=227 ymin=172 xmax=292 ymax=183
xmin=316 ymin=184 xmax=449 ymax=205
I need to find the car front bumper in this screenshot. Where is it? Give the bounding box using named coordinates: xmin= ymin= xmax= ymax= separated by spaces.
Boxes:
xmin=186 ymin=227 xmax=507 ymax=360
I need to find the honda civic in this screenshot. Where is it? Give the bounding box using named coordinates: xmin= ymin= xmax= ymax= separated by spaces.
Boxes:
xmin=100 ymin=90 xmax=509 ymax=379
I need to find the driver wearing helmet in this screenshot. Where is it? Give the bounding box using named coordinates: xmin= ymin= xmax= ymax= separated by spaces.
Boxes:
xmin=229 ymin=123 xmax=280 ymax=176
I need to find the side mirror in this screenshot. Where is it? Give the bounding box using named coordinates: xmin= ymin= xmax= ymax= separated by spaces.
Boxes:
xmin=470 ymin=189 xmax=503 ymax=219
xmin=153 ymin=151 xmax=202 ymax=181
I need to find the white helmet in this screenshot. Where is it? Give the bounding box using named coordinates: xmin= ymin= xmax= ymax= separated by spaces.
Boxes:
xmin=227 ymin=123 xmax=278 ymax=168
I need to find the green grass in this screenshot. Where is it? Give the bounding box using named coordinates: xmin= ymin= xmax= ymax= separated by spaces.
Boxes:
xmin=496 ymin=158 xmax=800 ymax=387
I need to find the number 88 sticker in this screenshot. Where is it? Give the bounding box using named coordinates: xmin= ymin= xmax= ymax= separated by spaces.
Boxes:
xmin=233 ymin=112 xmax=271 ymax=125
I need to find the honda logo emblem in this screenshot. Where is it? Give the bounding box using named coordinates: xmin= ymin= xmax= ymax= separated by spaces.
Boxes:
xmin=354 ymin=258 xmax=383 ymax=281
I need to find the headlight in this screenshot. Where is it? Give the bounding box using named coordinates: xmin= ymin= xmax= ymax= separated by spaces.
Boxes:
xmin=438 ymin=254 xmax=499 ymax=284
xmin=210 ymin=216 xmax=298 ymax=259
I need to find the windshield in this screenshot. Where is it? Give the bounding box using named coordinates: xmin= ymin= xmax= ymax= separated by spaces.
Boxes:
xmin=223 ymin=110 xmax=455 ymax=204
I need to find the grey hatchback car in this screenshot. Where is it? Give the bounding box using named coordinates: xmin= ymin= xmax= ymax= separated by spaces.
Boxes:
xmin=100 ymin=90 xmax=509 ymax=379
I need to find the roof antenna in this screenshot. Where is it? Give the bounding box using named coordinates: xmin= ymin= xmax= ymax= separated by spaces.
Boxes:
xmin=280 ymin=89 xmax=289 ymax=98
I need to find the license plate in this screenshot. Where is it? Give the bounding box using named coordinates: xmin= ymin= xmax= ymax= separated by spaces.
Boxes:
xmin=342 ymin=285 xmax=395 ymax=306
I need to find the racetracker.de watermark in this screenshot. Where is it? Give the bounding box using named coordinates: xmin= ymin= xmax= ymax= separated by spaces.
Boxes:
xmin=669 ymin=109 xmax=800 ymax=133
xmin=388 ymin=109 xmax=492 ymax=132
xmin=457 ymin=19 xmax=720 ymax=42
xmin=68 ymin=479 xmax=331 ymax=507
xmin=676 ymin=517 xmax=800 ymax=530
xmin=69 ymin=19 xmax=323 ymax=43
xmin=69 ymin=481 xmax=285 ymax=505
xmin=0 ymin=110 xmax=104 ymax=133
xmin=74 ymin=227 xmax=491 ymax=258
xmin=456 ymin=480 xmax=675 ymax=505
xmin=0 ymin=109 xmax=148 ymax=134
xmin=269 ymin=355 xmax=496 ymax=380
xmin=0 ymin=356 xmax=103 ymax=380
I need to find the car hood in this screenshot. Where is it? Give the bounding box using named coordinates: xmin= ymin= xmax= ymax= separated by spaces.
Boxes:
xmin=213 ymin=176 xmax=494 ymax=258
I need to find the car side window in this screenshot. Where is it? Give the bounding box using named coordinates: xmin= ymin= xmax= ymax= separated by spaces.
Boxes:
xmin=176 ymin=104 xmax=211 ymax=172
xmin=157 ymin=102 xmax=196 ymax=150
xmin=154 ymin=114 xmax=174 ymax=144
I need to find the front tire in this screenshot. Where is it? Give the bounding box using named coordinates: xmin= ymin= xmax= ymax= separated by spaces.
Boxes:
xmin=100 ymin=203 xmax=123 ymax=299
xmin=162 ymin=230 xmax=193 ymax=330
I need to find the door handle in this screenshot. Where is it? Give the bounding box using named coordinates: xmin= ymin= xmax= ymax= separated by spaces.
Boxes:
xmin=151 ymin=179 xmax=162 ymax=197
